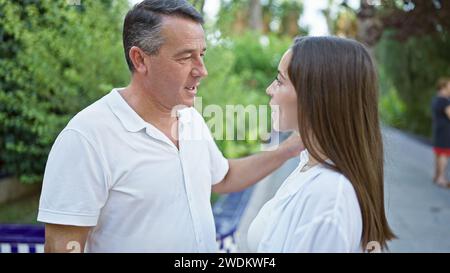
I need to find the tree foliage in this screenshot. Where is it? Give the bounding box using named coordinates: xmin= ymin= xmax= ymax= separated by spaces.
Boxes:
xmin=375 ymin=0 xmax=450 ymax=136
xmin=0 ymin=0 xmax=301 ymax=183
xmin=217 ymin=0 xmax=307 ymax=37
xmin=330 ymin=0 xmax=450 ymax=136
xmin=0 ymin=0 xmax=129 ymax=182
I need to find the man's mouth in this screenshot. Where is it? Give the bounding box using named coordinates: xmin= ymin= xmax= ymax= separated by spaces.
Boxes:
xmin=185 ymin=83 xmax=200 ymax=95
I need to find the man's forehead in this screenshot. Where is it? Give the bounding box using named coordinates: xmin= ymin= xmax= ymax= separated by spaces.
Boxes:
xmin=160 ymin=16 xmax=205 ymax=44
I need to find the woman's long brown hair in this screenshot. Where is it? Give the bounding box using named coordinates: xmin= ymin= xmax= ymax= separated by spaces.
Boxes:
xmin=288 ymin=36 xmax=396 ymax=250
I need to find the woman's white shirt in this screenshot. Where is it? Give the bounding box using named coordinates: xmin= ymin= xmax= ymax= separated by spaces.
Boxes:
xmin=247 ymin=149 xmax=363 ymax=253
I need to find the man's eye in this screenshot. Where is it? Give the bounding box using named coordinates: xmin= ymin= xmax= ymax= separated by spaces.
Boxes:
xmin=179 ymin=56 xmax=191 ymax=61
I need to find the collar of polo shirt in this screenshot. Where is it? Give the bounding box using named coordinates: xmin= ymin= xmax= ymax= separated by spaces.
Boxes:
xmin=106 ymin=88 xmax=192 ymax=137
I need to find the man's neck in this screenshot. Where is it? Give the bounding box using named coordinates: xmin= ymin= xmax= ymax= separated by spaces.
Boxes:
xmin=119 ymin=83 xmax=180 ymax=149
xmin=120 ymin=83 xmax=177 ymax=129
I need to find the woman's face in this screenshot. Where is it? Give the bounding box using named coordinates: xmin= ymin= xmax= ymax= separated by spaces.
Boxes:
xmin=266 ymin=49 xmax=298 ymax=132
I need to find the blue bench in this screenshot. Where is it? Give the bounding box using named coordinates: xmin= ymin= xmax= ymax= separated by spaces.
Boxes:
xmin=213 ymin=187 xmax=254 ymax=253
xmin=0 ymin=224 xmax=44 ymax=253
xmin=0 ymin=188 xmax=253 ymax=253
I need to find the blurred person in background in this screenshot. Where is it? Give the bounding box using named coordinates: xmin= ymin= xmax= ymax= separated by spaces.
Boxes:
xmin=432 ymin=77 xmax=450 ymax=188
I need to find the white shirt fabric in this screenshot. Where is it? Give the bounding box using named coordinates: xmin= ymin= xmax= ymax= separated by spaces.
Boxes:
xmin=38 ymin=88 xmax=229 ymax=252
xmin=247 ymin=149 xmax=362 ymax=253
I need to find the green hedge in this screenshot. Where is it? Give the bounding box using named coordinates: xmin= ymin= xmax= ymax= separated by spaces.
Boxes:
xmin=0 ymin=0 xmax=129 ymax=183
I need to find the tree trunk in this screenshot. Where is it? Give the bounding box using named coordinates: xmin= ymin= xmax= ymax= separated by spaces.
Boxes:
xmin=322 ymin=0 xmax=334 ymax=34
xmin=356 ymin=0 xmax=383 ymax=49
xmin=248 ymin=0 xmax=263 ymax=32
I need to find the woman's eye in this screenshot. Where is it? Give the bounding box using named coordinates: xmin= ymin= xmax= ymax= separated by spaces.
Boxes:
xmin=275 ymin=76 xmax=282 ymax=85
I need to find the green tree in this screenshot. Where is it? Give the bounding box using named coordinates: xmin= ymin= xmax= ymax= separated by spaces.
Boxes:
xmin=375 ymin=0 xmax=450 ymax=136
xmin=216 ymin=0 xmax=306 ymax=37
xmin=0 ymin=0 xmax=129 ymax=183
xmin=189 ymin=0 xmax=205 ymax=16
xmin=376 ymin=32 xmax=450 ymax=136
xmin=329 ymin=0 xmax=450 ymax=136
xmin=200 ymin=31 xmax=292 ymax=158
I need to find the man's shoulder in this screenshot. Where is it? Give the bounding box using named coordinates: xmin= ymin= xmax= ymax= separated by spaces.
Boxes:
xmin=66 ymin=92 xmax=114 ymax=133
xmin=298 ymin=168 xmax=355 ymax=205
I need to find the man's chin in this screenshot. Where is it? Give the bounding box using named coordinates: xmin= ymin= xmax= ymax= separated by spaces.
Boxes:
xmin=184 ymin=101 xmax=194 ymax=108
xmin=173 ymin=99 xmax=194 ymax=111
xmin=184 ymin=97 xmax=196 ymax=108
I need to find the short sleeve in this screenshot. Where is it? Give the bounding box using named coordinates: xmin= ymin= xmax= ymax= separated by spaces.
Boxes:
xmin=37 ymin=129 xmax=109 ymax=226
xmin=199 ymin=114 xmax=229 ymax=185
xmin=443 ymin=99 xmax=450 ymax=116
xmin=434 ymin=97 xmax=450 ymax=113
xmin=287 ymin=216 xmax=351 ymax=253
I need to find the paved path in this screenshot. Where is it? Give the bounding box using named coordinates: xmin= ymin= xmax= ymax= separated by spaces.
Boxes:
xmin=236 ymin=127 xmax=450 ymax=252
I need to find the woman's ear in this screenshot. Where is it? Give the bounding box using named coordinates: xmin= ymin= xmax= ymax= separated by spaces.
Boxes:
xmin=129 ymin=46 xmax=148 ymax=74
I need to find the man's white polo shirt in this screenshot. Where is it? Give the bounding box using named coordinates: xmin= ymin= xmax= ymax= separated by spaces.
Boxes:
xmin=37 ymin=88 xmax=229 ymax=252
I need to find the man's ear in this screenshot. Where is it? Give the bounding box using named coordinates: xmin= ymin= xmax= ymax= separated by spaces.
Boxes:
xmin=129 ymin=46 xmax=148 ymax=74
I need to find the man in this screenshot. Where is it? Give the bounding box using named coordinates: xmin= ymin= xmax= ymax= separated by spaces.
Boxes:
xmin=38 ymin=0 xmax=302 ymax=252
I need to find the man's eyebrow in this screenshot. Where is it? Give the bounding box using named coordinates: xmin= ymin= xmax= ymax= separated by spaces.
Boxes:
xmin=278 ymin=70 xmax=286 ymax=80
xmin=174 ymin=48 xmax=207 ymax=57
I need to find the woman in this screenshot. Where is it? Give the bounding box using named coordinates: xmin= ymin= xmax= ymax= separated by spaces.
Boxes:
xmin=432 ymin=78 xmax=450 ymax=188
xmin=247 ymin=36 xmax=395 ymax=252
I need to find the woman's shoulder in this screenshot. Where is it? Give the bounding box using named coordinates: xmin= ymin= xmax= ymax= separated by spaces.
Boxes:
xmin=305 ymin=167 xmax=355 ymax=198
xmin=289 ymin=167 xmax=359 ymax=218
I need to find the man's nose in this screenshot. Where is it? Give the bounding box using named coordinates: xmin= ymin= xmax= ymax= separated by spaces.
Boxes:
xmin=192 ymin=61 xmax=208 ymax=78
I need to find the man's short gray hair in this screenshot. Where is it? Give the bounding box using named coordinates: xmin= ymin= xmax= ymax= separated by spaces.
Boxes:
xmin=123 ymin=0 xmax=204 ymax=72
